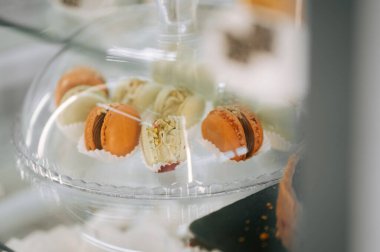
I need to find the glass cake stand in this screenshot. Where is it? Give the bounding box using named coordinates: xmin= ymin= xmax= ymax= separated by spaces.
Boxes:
xmin=14 ymin=1 xmax=305 ymax=250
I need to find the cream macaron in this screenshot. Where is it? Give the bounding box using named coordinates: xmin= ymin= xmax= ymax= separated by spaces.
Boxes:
xmin=58 ymin=85 xmax=108 ymax=125
xmin=55 ymin=66 xmax=108 ymax=125
xmin=153 ymin=86 xmax=205 ymax=128
xmin=55 ymin=66 xmax=106 ymax=106
xmin=140 ymin=116 xmax=187 ymax=172
xmin=112 ymin=78 xmax=161 ymax=113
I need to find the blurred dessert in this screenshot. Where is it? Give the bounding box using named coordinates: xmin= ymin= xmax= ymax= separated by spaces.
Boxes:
xmin=61 ymin=0 xmax=81 ymax=7
xmin=243 ymin=0 xmax=298 ymax=17
xmin=276 ymin=154 xmax=301 ymax=250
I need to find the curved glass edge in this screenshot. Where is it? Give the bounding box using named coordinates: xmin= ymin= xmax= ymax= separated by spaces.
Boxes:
xmin=13 ymin=119 xmax=283 ymax=200
xmin=0 ymin=2 xmax=230 ymax=48
xmin=0 ymin=0 xmax=145 ymax=43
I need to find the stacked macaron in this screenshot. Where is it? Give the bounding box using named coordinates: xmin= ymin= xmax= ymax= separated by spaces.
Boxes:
xmin=55 ymin=66 xmax=109 ymax=125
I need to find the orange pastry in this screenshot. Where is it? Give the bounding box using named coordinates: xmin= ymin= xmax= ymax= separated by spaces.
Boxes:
xmin=84 ymin=103 xmax=141 ymax=157
xmin=202 ymin=105 xmax=263 ymax=161
xmin=243 ymin=0 xmax=297 ymax=17
xmin=55 ymin=66 xmax=106 ymax=106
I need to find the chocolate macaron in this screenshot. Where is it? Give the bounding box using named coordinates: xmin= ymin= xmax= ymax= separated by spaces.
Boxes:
xmin=201 ymin=105 xmax=263 ymax=161
xmin=84 ymin=103 xmax=141 ymax=157
xmin=55 ymin=66 xmax=106 ymax=106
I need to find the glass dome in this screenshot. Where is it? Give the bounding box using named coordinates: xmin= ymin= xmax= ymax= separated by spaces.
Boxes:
xmin=15 ymin=1 xmax=305 ymax=200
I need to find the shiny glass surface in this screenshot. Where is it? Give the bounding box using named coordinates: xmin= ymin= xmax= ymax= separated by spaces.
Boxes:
xmin=14 ymin=2 xmax=303 ymax=200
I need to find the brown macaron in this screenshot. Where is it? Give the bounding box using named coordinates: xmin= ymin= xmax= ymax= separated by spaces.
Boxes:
xmin=84 ymin=103 xmax=141 ymax=157
xmin=201 ymin=105 xmax=263 ymax=161
xmin=55 ymin=66 xmax=106 ymax=106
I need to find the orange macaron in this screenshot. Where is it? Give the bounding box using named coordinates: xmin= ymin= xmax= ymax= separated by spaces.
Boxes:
xmin=201 ymin=105 xmax=263 ymax=161
xmin=55 ymin=66 xmax=106 ymax=106
xmin=84 ymin=103 xmax=141 ymax=157
xmin=243 ymin=0 xmax=297 ymax=17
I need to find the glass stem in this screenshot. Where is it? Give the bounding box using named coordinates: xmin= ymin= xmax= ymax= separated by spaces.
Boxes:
xmin=155 ymin=0 xmax=199 ymax=35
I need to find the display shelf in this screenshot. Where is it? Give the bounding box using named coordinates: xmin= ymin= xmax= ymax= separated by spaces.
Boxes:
xmin=11 ymin=1 xmax=305 ymax=250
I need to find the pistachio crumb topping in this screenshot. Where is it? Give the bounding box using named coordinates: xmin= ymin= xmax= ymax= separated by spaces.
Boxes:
xmin=143 ymin=116 xmax=185 ymax=168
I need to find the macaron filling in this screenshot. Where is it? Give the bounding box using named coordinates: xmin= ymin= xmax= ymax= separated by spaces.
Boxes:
xmin=93 ymin=111 xmax=107 ymax=150
xmin=238 ymin=112 xmax=255 ymax=159
xmin=226 ymin=107 xmax=255 ymax=159
xmin=141 ymin=116 xmax=186 ymax=172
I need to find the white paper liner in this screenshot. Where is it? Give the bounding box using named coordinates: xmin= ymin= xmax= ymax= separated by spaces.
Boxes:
xmin=198 ymin=130 xmax=272 ymax=164
xmin=256 ymin=131 xmax=271 ymax=155
xmin=56 ymin=121 xmax=85 ymax=143
xmin=77 ymin=135 xmax=138 ymax=163
xmin=266 ymin=130 xmax=293 ymax=152
xmin=138 ymin=148 xmax=159 ymax=173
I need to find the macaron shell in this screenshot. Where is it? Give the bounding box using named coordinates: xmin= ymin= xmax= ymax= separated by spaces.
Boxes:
xmin=153 ymin=86 xmax=190 ymax=118
xmin=140 ymin=124 xmax=157 ymax=167
xmin=239 ymin=107 xmax=264 ymax=156
xmin=84 ymin=106 xmax=105 ymax=151
xmin=112 ymin=79 xmax=146 ymax=104
xmin=133 ymin=83 xmax=161 ymax=112
xmin=202 ymin=108 xmax=246 ymax=161
xmin=178 ymin=95 xmax=205 ymax=128
xmin=55 ymin=66 xmax=105 ymax=105
xmin=60 ymin=85 xmax=107 ymax=103
xmin=111 ymin=80 xmax=130 ymax=103
xmin=153 ymin=86 xmax=176 ymax=116
xmin=101 ymin=104 xmax=141 ymax=157
xmin=158 ymin=117 xmax=187 ymax=163
xmin=58 ymin=85 xmax=108 ymax=125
